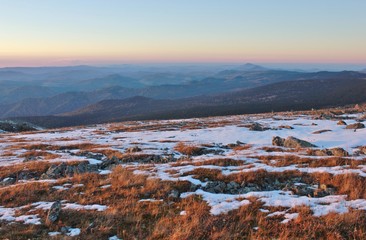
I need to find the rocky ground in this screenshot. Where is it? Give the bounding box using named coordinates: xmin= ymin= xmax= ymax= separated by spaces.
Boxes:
xmin=1 ymin=106 xmax=366 ymax=239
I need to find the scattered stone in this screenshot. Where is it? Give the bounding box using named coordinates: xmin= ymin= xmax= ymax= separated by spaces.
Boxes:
xmin=272 ymin=136 xmax=285 ymax=147
xmin=337 ymin=120 xmax=347 ymax=126
xmin=46 ymin=201 xmax=62 ymax=225
xmin=227 ymin=141 xmax=245 ymax=148
xmin=346 ymin=123 xmax=365 ymax=130
xmin=272 ymin=136 xmax=317 ymax=148
xmin=329 ymin=148 xmax=349 ymax=157
xmin=309 ymin=148 xmax=348 ymax=157
xmin=125 ymin=146 xmax=142 ymax=153
xmin=278 ymin=125 xmax=294 ymax=130
xmin=18 ymin=171 xmax=38 ymax=180
xmin=248 ymin=122 xmax=269 ymax=131
xmin=204 ymin=181 xmax=227 ymax=193
xmin=0 ymin=177 xmax=16 ymax=186
xmin=312 ymin=129 xmax=332 ymax=134
xmin=76 ymin=152 xmax=104 ymax=160
xmin=42 ymin=162 xmax=98 ymax=179
xmin=168 ymin=189 xmax=180 ymax=198
xmin=0 ymin=121 xmax=38 ymax=132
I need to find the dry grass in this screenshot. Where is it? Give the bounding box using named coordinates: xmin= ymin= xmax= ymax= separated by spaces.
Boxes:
xmin=2 ymin=165 xmax=366 ymax=239
xmin=254 ymin=154 xmax=366 ymax=168
xmin=172 ymin=158 xmax=246 ymax=167
xmin=19 ymin=150 xmax=60 ymax=160
xmin=0 ymin=161 xmax=52 ymax=179
xmin=174 ymin=142 xmax=203 ymax=156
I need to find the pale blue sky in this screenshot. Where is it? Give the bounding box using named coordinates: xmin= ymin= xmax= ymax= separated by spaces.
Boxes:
xmin=0 ymin=0 xmax=365 ymax=66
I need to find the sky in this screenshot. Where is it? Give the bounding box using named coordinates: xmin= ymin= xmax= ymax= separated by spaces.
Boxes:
xmin=0 ymin=0 xmax=366 ymax=67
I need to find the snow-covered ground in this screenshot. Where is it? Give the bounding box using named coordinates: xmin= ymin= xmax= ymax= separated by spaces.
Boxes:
xmin=1 ymin=111 xmax=366 ymax=230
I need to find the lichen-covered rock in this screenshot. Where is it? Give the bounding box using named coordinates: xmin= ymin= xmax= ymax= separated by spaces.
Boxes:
xmin=272 ymin=136 xmax=285 ymax=146
xmin=272 ymin=136 xmax=317 ymax=148
xmin=248 ymin=123 xmax=269 ymax=131
xmin=46 ymin=201 xmax=62 ymax=225
xmin=283 ymin=136 xmax=317 ymax=148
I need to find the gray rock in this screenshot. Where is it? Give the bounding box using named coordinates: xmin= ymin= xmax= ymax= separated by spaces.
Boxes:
xmin=0 ymin=177 xmax=16 ymax=186
xmin=248 ymin=123 xmax=268 ymax=131
xmin=284 ymin=136 xmax=317 ymax=148
xmin=204 ymin=181 xmax=226 ymax=193
xmin=168 ymin=189 xmax=180 ymax=198
xmin=43 ymin=163 xmax=67 ymax=179
xmin=272 ymin=136 xmax=285 ymax=146
xmin=46 ymin=201 xmax=62 ymax=225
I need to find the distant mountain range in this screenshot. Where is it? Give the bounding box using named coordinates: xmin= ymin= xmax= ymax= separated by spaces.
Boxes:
xmin=1 ymin=64 xmax=366 ymax=127
xmin=12 ymin=74 xmax=366 ymax=128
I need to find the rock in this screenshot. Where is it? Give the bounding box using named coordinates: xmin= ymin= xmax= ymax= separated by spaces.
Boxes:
xmin=272 ymin=136 xmax=285 ymax=146
xmin=278 ymin=125 xmax=294 ymax=130
xmin=0 ymin=177 xmax=16 ymax=186
xmin=337 ymin=120 xmax=347 ymax=126
xmin=42 ymin=162 xmax=98 ymax=179
xmin=283 ymin=136 xmax=317 ymax=148
xmin=100 ymin=156 xmax=120 ymax=169
xmin=290 ymin=185 xmax=315 ymax=197
xmin=312 ymin=129 xmax=332 ymax=134
xmin=43 ymin=163 xmax=67 ymax=179
xmin=168 ymin=189 xmax=180 ymax=198
xmin=346 ymin=123 xmax=365 ymax=129
xmin=248 ymin=123 xmax=268 ymax=131
xmin=125 ymin=146 xmax=142 ymax=153
xmin=190 ymin=183 xmax=198 ymax=192
xmin=227 ymin=141 xmax=245 ymax=148
xmin=204 ymin=181 xmax=226 ymax=193
xmin=329 ymin=148 xmax=349 ymax=157
xmin=309 ymin=148 xmax=348 ymax=157
xmin=77 ymin=152 xmax=104 ymax=160
xmin=61 ymin=226 xmax=69 ymax=234
xmin=17 ymin=171 xmax=37 ymax=180
xmin=0 ymin=121 xmax=38 ymax=133
xmin=46 ymin=201 xmax=62 ymax=225
xmin=272 ymin=136 xmax=316 ymax=148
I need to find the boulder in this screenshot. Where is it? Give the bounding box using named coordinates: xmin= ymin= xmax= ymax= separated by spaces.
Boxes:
xmin=272 ymin=136 xmax=317 ymax=148
xmin=43 ymin=163 xmax=67 ymax=179
xmin=283 ymin=136 xmax=317 ymax=148
xmin=204 ymin=181 xmax=226 ymax=193
xmin=272 ymin=136 xmax=285 ymax=146
xmin=46 ymin=201 xmax=62 ymax=225
xmin=329 ymin=148 xmax=349 ymax=157
xmin=42 ymin=162 xmax=98 ymax=179
xmin=346 ymin=122 xmax=365 ymax=129
xmin=309 ymin=148 xmax=348 ymax=157
xmin=0 ymin=177 xmax=16 ymax=186
xmin=248 ymin=123 xmax=269 ymax=131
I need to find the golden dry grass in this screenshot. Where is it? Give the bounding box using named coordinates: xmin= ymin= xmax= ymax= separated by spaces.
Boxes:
xmin=174 ymin=142 xmax=203 ymax=156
